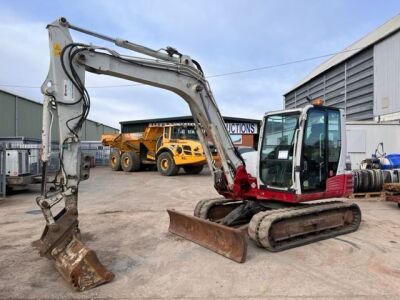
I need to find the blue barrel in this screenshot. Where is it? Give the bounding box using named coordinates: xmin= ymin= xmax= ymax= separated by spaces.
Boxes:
xmin=381 ymin=154 xmax=400 ymax=169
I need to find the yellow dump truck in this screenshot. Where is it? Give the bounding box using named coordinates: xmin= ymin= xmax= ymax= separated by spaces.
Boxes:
xmin=101 ymin=125 xmax=210 ymax=176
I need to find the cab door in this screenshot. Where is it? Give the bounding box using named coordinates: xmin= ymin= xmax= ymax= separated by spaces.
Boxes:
xmin=163 ymin=126 xmax=171 ymax=142
xmin=300 ymin=107 xmax=341 ymax=193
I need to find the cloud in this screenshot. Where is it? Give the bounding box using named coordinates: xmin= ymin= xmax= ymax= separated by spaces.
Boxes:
xmin=0 ymin=13 xmax=48 ymax=100
xmin=1 ymin=1 xmax=399 ymax=129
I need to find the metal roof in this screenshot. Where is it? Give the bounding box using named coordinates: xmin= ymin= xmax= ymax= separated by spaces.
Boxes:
xmin=285 ymin=14 xmax=400 ymax=95
xmin=120 ymin=115 xmax=261 ymax=125
xmin=0 ymin=87 xmax=46 ymax=106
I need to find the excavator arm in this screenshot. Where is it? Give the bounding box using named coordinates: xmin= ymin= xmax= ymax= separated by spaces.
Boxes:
xmin=41 ymin=17 xmax=246 ymax=196
xmin=36 ymin=17 xmax=249 ymax=290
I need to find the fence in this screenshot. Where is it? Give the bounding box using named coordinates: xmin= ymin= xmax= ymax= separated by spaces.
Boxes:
xmin=0 ymin=137 xmax=111 ymax=198
xmin=81 ymin=141 xmax=111 ymax=166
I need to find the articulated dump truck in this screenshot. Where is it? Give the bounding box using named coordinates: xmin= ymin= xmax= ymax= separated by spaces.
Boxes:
xmin=101 ymin=124 xmax=215 ymax=176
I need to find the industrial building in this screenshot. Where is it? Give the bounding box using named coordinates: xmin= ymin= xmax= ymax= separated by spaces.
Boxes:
xmin=0 ymin=88 xmax=119 ymax=141
xmin=120 ymin=116 xmax=261 ymax=148
xmin=284 ymin=14 xmax=400 ymax=122
xmin=0 ymin=88 xmax=120 ymax=196
xmin=283 ymin=15 xmax=400 ymax=168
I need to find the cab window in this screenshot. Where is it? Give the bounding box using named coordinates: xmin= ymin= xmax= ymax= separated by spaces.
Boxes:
xmin=260 ymin=113 xmax=300 ymax=189
xmin=164 ymin=127 xmax=169 ymax=139
xmin=171 ymin=126 xmax=199 ymax=140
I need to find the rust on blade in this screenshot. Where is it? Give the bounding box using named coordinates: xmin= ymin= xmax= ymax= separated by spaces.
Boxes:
xmin=167 ymin=209 xmax=247 ymax=263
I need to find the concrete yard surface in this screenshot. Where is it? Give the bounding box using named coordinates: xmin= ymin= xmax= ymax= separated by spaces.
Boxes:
xmin=0 ymin=167 xmax=400 ymax=299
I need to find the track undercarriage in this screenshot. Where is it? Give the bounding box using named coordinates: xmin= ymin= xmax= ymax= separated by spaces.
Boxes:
xmin=168 ymin=198 xmax=362 ymax=262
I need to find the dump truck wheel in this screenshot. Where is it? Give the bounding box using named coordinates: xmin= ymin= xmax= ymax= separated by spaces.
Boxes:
xmin=110 ymin=151 xmax=122 ymax=171
xmin=183 ymin=165 xmax=204 ymax=174
xmin=157 ymin=152 xmax=179 ymax=176
xmin=121 ymin=151 xmax=140 ymax=172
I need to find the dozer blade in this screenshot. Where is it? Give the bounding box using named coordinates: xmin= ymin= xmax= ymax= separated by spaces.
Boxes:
xmin=167 ymin=209 xmax=248 ymax=263
xmin=34 ymin=212 xmax=114 ymax=291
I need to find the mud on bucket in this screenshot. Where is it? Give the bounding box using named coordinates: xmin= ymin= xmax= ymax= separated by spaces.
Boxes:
xmin=52 ymin=237 xmax=115 ymax=291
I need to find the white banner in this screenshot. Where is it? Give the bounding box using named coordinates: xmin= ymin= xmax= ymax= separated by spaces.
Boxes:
xmin=149 ymin=122 xmax=258 ymax=134
xmin=225 ymin=123 xmax=258 ymax=134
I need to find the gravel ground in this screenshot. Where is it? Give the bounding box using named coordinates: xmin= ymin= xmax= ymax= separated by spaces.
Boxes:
xmin=0 ymin=167 xmax=399 ymax=299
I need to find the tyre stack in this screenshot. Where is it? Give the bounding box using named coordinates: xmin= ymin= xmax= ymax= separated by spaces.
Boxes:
xmin=352 ymin=169 xmax=400 ymax=193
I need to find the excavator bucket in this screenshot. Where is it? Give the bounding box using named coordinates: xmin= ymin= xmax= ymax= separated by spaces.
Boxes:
xmin=167 ymin=209 xmax=248 ymax=263
xmin=52 ymin=237 xmax=115 ymax=291
xmin=33 ymin=212 xmax=114 ymax=291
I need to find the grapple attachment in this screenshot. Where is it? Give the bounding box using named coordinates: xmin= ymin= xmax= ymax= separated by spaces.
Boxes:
xmin=33 ymin=211 xmax=114 ymax=291
xmin=167 ymin=209 xmax=248 ymax=263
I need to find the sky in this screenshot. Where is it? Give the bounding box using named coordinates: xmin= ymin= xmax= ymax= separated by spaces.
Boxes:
xmin=0 ymin=1 xmax=399 ymax=128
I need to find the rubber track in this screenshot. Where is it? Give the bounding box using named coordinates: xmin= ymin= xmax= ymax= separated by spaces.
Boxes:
xmin=194 ymin=198 xmax=242 ymax=219
xmin=248 ymin=201 xmax=361 ymax=252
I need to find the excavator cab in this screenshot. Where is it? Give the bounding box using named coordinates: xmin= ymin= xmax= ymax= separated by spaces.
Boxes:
xmin=259 ymin=105 xmax=347 ymax=198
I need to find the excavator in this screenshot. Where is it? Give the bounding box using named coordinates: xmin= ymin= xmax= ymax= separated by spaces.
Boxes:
xmin=36 ymin=18 xmax=362 ymax=291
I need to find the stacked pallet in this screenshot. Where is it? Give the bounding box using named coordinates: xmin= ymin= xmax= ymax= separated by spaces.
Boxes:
xmin=383 ymin=183 xmax=400 ymax=208
xmin=348 ymin=191 xmax=385 ymax=199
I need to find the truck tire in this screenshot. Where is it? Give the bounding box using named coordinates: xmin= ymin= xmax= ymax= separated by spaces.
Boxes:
xmin=110 ymin=151 xmax=122 ymax=171
xmin=121 ymin=151 xmax=141 ymax=172
xmin=373 ymin=169 xmax=383 ymax=191
xmin=157 ymin=152 xmax=179 ymax=176
xmin=183 ymin=165 xmax=204 ymax=175
xmin=360 ymin=170 xmax=370 ymax=192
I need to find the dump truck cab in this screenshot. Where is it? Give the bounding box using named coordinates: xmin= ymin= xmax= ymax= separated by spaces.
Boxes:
xmin=152 ymin=125 xmax=209 ymax=176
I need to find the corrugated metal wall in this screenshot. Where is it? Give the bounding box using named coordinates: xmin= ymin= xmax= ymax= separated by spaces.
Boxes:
xmin=374 ymin=31 xmax=400 ymax=118
xmin=0 ymin=92 xmax=17 ymax=137
xmin=17 ymin=96 xmax=45 ymax=139
xmin=82 ymin=121 xmax=118 ymax=141
xmin=284 ymin=48 xmax=374 ymax=120
xmin=0 ymin=90 xmax=118 ymax=140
